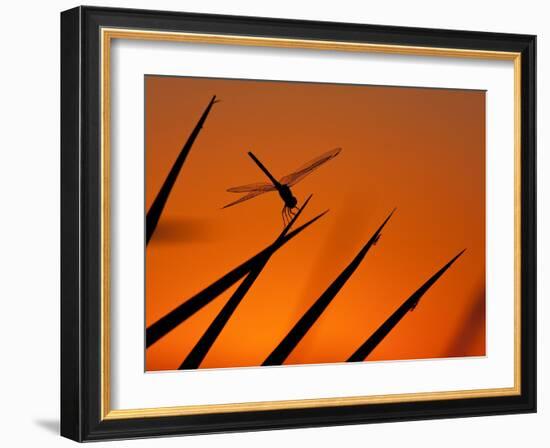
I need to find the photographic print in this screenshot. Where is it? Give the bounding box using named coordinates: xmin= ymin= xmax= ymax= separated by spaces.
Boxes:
xmin=61 ymin=8 xmax=536 ymax=440
xmin=144 ymin=75 xmax=486 ymax=371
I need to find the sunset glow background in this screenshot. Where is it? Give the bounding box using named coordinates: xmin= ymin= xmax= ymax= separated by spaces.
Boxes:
xmin=145 ymin=75 xmax=486 ymax=371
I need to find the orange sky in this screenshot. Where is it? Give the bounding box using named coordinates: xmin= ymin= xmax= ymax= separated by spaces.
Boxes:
xmin=145 ymin=75 xmax=486 ymax=371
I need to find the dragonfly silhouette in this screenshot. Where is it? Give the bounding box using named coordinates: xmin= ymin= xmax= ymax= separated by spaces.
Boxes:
xmin=223 ymin=148 xmax=342 ymax=223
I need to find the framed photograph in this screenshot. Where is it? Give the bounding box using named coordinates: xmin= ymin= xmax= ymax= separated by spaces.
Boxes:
xmin=60 ymin=6 xmax=536 ymax=441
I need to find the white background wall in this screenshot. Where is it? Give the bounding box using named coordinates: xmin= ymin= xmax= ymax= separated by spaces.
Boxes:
xmin=0 ymin=0 xmax=546 ymax=446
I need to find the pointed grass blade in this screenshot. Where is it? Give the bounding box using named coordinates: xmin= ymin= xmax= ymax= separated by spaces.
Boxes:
xmin=347 ymin=249 xmax=466 ymax=363
xmin=179 ymin=196 xmax=316 ymax=369
xmin=262 ymin=209 xmax=396 ymax=367
xmin=146 ymin=198 xmax=326 ymax=348
xmin=146 ymin=95 xmax=218 ymax=245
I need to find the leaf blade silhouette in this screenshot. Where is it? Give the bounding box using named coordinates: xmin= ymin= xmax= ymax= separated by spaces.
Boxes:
xmin=179 ymin=196 xmax=317 ymax=369
xmin=262 ymin=208 xmax=396 ymax=366
xmin=146 ymin=95 xmax=218 ymax=245
xmin=347 ymin=249 xmax=466 ymax=362
xmin=146 ymin=198 xmax=327 ymax=348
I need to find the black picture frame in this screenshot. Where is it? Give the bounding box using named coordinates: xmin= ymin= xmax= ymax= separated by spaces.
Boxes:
xmin=61 ymin=5 xmax=536 ymax=442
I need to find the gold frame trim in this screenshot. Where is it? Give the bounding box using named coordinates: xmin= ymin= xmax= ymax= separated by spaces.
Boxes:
xmin=100 ymin=28 xmax=522 ymax=420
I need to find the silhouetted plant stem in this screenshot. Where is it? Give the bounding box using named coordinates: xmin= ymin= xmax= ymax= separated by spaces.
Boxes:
xmin=146 ymin=95 xmax=218 ymax=246
xmin=146 ymin=198 xmax=326 ymax=348
xmin=347 ymin=249 xmax=465 ymax=363
xmin=262 ymin=208 xmax=396 ymax=367
xmin=179 ymin=196 xmax=318 ymax=369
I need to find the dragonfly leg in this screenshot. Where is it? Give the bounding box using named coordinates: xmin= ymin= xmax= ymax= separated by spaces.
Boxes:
xmin=286 ymin=207 xmax=297 ymax=222
xmin=281 ymin=205 xmax=287 ymax=226
xmin=283 ymin=206 xmax=292 ymax=225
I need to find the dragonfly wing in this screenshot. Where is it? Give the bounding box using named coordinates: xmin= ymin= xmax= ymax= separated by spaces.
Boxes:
xmin=222 ymin=191 xmax=269 ymax=209
xmin=279 ymin=147 xmax=341 ymax=186
xmin=227 ymin=181 xmax=276 ymax=193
